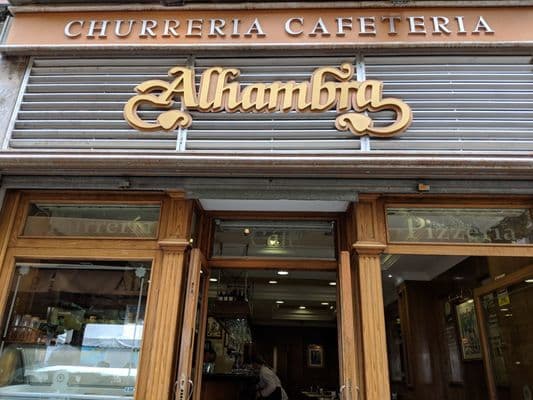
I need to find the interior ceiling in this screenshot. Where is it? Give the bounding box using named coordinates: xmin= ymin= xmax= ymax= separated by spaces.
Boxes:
xmin=381 ymin=254 xmax=467 ymax=306
xmin=209 ymin=268 xmax=337 ymax=326
xmin=382 ymin=254 xmax=468 ymax=281
xmin=200 ymin=199 xmax=348 ymax=212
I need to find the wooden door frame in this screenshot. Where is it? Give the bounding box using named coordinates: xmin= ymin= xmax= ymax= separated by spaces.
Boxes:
xmin=175 ymin=248 xmax=209 ymax=400
xmin=0 ymin=190 xmax=530 ymax=400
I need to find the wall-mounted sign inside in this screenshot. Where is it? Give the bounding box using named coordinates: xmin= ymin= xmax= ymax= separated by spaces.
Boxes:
xmin=123 ymin=63 xmax=412 ymax=138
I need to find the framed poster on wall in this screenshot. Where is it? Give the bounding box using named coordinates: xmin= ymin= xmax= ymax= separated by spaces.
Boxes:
xmin=207 ymin=316 xmax=223 ymax=339
xmin=456 ymin=300 xmax=482 ymax=361
xmin=307 ymin=344 xmax=324 ymax=368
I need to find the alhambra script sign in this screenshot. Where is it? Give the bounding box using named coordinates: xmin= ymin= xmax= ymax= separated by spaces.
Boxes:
xmin=124 ymin=63 xmax=412 ymax=137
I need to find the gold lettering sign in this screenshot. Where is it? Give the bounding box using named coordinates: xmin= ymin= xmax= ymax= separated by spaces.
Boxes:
xmin=124 ymin=63 xmax=412 ymax=137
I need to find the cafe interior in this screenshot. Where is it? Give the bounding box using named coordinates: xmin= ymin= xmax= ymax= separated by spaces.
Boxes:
xmin=199 ymin=268 xmax=339 ymax=400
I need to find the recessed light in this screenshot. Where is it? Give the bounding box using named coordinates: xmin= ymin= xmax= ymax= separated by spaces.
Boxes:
xmin=278 ymin=271 xmax=289 ymax=276
xmin=269 ymin=280 xmax=278 ymax=284
xmin=276 ymin=300 xmax=284 ymax=304
xmin=321 ymin=302 xmax=329 ymax=306
xmin=209 ymin=278 xmax=218 ymax=282
xmin=505 ymin=313 xmax=513 ymax=317
xmin=329 ymin=281 xmax=336 ymax=286
xmin=388 ymin=274 xmax=393 ymax=278
xmin=500 ymin=308 xmax=509 ymax=312
xmin=243 ymin=228 xmax=251 ymax=235
xmin=299 ymin=306 xmax=306 ymax=310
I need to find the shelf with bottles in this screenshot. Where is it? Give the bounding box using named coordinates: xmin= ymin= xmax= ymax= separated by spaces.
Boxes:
xmin=212 ymin=270 xmax=253 ymax=304
xmin=4 ymin=313 xmax=47 ymax=345
xmin=215 ymin=287 xmax=248 ymax=304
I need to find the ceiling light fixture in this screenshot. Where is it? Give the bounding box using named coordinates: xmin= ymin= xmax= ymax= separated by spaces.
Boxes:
xmin=209 ymin=278 xmax=218 ymax=282
xmin=321 ymin=302 xmax=329 ymax=306
xmin=278 ymin=271 xmax=289 ymax=276
xmin=299 ymin=306 xmax=306 ymax=310
xmin=329 ymin=281 xmax=336 ymax=286
xmin=276 ymin=300 xmax=284 ymax=304
xmin=269 ymin=280 xmax=278 ymax=284
xmin=525 ymin=279 xmax=533 ymax=283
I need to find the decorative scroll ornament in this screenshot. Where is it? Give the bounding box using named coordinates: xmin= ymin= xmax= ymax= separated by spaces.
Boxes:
xmin=124 ymin=63 xmax=412 ymax=137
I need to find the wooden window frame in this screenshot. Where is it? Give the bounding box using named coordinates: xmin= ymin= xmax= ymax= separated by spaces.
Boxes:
xmin=205 ymin=211 xmax=343 ymax=270
xmin=12 ymin=191 xmax=166 ymax=250
xmin=0 ymin=190 xmax=170 ymax=400
xmin=382 ymin=196 xmax=533 ymax=257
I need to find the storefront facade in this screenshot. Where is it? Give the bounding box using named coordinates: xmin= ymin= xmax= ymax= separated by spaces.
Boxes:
xmin=0 ymin=1 xmax=531 ymax=400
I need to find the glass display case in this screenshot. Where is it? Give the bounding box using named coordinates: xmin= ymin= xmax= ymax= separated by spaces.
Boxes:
xmin=0 ymin=260 xmax=151 ymax=399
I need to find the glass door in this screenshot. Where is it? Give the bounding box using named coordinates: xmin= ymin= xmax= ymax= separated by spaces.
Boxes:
xmin=175 ymin=249 xmax=209 ymax=400
xmin=475 ymin=263 xmax=533 ymax=400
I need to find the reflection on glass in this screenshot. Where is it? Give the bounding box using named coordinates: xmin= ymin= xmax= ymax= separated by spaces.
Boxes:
xmin=23 ymin=204 xmax=161 ymax=238
xmin=387 ymin=208 xmax=533 ymax=244
xmin=212 ymin=220 xmax=336 ymax=259
xmin=481 ymin=279 xmax=533 ymax=399
xmin=0 ymin=260 xmax=151 ymax=399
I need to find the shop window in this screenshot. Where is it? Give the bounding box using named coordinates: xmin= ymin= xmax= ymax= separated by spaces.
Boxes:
xmin=387 ymin=207 xmax=533 ymax=245
xmin=479 ymin=274 xmax=533 ymax=399
xmin=382 ymin=255 xmax=532 ymax=400
xmin=212 ymin=220 xmax=336 ymax=259
xmin=22 ymin=203 xmax=161 ymax=238
xmin=0 ymin=260 xmax=151 ymax=399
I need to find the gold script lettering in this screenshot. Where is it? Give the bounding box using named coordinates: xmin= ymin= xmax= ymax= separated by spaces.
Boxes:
xmin=124 ymin=63 xmax=412 ymax=137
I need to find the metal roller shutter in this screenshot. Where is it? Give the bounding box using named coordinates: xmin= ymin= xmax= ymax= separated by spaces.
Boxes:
xmin=364 ymin=55 xmax=533 ymax=152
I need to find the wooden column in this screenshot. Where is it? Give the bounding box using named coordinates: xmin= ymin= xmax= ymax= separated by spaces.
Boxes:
xmin=136 ymin=194 xmax=194 ymax=400
xmin=0 ymin=192 xmax=21 ymax=319
xmin=351 ymin=195 xmax=390 ymax=400
xmin=338 ymin=251 xmax=363 ymax=400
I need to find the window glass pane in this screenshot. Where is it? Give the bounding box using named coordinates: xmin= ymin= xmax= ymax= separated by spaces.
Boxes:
xmin=382 ymin=255 xmax=532 ymax=400
xmin=212 ymin=220 xmax=336 ymax=259
xmin=387 ymin=208 xmax=533 ymax=244
xmin=23 ymin=204 xmax=160 ymax=238
xmin=0 ymin=260 xmax=151 ymax=399
xmin=481 ymin=278 xmax=533 ymax=398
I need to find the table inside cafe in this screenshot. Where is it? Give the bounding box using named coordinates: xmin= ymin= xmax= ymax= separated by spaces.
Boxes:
xmin=201 ymin=372 xmax=257 ymax=400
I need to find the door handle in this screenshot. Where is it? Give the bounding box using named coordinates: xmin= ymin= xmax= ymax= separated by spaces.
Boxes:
xmin=339 ymin=384 xmax=347 ymax=400
xmin=339 ymin=382 xmax=359 ymax=400
xmin=177 ymin=375 xmax=188 ymax=400
xmin=188 ymin=379 xmax=194 ymax=400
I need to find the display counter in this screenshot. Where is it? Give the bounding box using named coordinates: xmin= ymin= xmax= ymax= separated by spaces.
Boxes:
xmin=201 ymin=372 xmax=257 ymax=400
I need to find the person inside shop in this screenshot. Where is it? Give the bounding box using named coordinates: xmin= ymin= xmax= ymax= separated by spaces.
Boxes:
xmin=251 ymin=355 xmax=288 ymax=400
